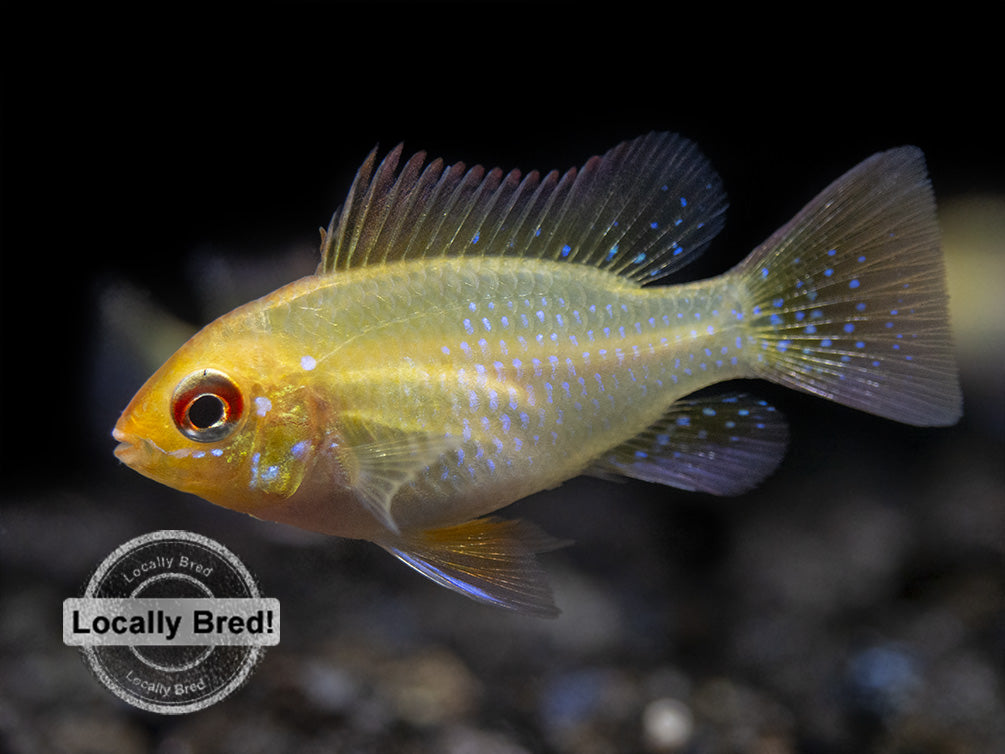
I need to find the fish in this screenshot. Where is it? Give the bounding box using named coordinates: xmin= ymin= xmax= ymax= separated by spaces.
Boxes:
xmin=113 ymin=132 xmax=962 ymax=616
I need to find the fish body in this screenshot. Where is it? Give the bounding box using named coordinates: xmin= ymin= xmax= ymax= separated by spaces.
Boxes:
xmin=114 ymin=133 xmax=962 ymax=615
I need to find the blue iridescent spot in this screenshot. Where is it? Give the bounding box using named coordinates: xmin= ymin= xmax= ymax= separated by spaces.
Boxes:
xmin=827 ymin=248 xmax=837 ymax=256
xmin=849 ymin=279 xmax=860 ymax=289
xmin=844 ymin=323 xmax=856 ymax=333
xmin=824 ymin=268 xmax=834 ymax=277
xmin=680 ymin=196 xmax=687 ymax=207
xmin=561 ymin=244 xmax=572 ymax=257
xmin=650 ymin=221 xmax=658 ymax=229
xmin=634 ymin=252 xmax=647 ymax=264
xmin=472 ymin=232 xmax=480 ymax=244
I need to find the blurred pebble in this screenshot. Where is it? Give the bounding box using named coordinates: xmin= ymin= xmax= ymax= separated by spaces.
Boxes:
xmin=845 ymin=644 xmax=921 ymax=718
xmin=375 ymin=648 xmax=481 ymax=727
xmin=436 ymin=725 xmax=532 ymax=754
xmin=642 ymin=697 xmax=693 ymax=751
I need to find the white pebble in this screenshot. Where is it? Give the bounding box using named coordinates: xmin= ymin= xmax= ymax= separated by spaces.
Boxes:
xmin=642 ymin=697 xmax=694 ymax=751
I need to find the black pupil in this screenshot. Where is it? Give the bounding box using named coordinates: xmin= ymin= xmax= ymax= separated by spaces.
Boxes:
xmin=188 ymin=394 xmax=225 ymax=429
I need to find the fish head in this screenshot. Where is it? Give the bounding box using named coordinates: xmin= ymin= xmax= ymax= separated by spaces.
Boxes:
xmin=112 ymin=326 xmax=328 ymax=515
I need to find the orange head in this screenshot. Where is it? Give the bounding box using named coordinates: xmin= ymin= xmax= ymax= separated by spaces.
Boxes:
xmin=112 ymin=324 xmax=326 ymax=515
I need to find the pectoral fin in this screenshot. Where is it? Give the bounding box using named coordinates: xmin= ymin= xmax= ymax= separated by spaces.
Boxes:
xmin=380 ymin=517 xmax=568 ymax=617
xmin=340 ymin=416 xmax=458 ymax=533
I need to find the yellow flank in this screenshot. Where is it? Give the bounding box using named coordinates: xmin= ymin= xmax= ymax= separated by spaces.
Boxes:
xmin=113 ymin=133 xmax=961 ymax=616
xmin=253 ymin=258 xmax=747 ymax=529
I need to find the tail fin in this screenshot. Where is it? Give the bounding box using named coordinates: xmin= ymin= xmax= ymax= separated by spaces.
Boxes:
xmin=734 ymin=147 xmax=962 ymax=426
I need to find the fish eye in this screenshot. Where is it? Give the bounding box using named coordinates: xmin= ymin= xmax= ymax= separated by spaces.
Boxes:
xmin=171 ymin=369 xmax=245 ymax=443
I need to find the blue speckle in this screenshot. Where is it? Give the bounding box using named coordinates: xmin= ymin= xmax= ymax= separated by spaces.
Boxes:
xmin=606 ymin=245 xmax=619 ymax=260
xmin=649 ymin=221 xmax=658 ymax=229
xmin=761 ymin=268 xmax=770 ymax=278
xmin=672 ymin=244 xmax=683 ymax=256
xmin=777 ymin=340 xmax=791 ymax=352
xmin=849 ymin=279 xmax=860 ymax=289
xmin=634 ymin=450 xmax=649 ymax=459
xmin=858 ymin=255 xmax=867 ymax=263
xmin=844 ymin=323 xmax=856 ymax=333
xmin=772 ymin=298 xmax=784 ymax=308
xmin=805 ymin=324 xmax=817 ymax=334
xmin=827 ymin=248 xmax=837 ymax=256
xmin=634 ymin=252 xmax=647 ymax=264
xmin=856 ymin=302 xmax=867 ymax=312
xmin=702 ymin=407 xmax=717 ymax=416
xmin=472 ymin=232 xmax=480 ymax=244
xmin=561 ymin=244 xmax=572 ymax=257
xmin=822 ymin=339 xmax=833 ymax=347
xmin=676 ymin=416 xmax=691 ymax=427
xmin=824 ymin=268 xmax=834 ymax=277
xmin=680 ymin=196 xmax=687 ymax=207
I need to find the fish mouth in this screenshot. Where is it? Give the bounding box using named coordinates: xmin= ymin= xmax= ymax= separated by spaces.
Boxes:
xmin=112 ymin=427 xmax=140 ymax=465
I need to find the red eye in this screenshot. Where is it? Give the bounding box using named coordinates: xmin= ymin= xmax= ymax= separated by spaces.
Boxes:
xmin=171 ymin=369 xmax=245 ymax=442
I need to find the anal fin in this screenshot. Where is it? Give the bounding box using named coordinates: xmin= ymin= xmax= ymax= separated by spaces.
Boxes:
xmin=380 ymin=518 xmax=568 ymax=617
xmin=591 ymin=392 xmax=789 ymax=496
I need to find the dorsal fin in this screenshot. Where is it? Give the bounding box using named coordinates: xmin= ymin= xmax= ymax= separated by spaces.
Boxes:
xmin=318 ymin=132 xmax=727 ymax=284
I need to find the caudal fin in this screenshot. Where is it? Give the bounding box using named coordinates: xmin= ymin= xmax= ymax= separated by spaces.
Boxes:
xmin=734 ymin=147 xmax=962 ymax=426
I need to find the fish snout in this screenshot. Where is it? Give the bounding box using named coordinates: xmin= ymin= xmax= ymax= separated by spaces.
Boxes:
xmin=112 ymin=426 xmax=141 ymax=465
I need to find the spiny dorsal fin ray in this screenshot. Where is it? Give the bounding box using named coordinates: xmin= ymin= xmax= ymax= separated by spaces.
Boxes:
xmin=380 ymin=517 xmax=568 ymax=617
xmin=591 ymin=392 xmax=789 ymax=496
xmin=319 ymin=132 xmax=727 ymax=284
